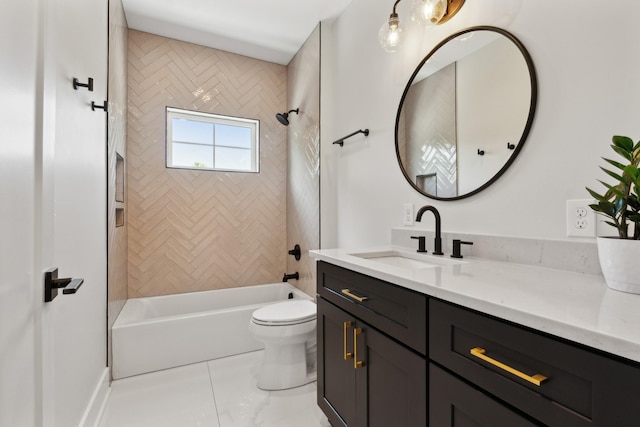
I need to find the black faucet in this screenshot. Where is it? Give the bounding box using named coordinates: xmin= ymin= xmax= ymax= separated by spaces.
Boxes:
xmin=415 ymin=205 xmax=443 ymax=255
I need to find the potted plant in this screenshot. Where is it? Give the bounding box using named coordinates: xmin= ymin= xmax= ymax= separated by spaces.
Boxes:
xmin=586 ymin=135 xmax=640 ymax=293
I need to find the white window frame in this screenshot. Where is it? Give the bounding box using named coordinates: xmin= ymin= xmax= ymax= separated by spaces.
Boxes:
xmin=166 ymin=107 xmax=260 ymax=173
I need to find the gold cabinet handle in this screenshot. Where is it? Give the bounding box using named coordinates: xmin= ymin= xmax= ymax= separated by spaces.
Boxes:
xmin=353 ymin=328 xmax=364 ymax=369
xmin=341 ymin=288 xmax=368 ymax=302
xmin=470 ymin=347 xmax=548 ymax=386
xmin=343 ymin=321 xmax=353 ymax=360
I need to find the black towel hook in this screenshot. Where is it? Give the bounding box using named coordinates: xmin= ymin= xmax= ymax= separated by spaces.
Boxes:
xmin=91 ymin=100 xmax=108 ymax=112
xmin=73 ymin=77 xmax=94 ymax=92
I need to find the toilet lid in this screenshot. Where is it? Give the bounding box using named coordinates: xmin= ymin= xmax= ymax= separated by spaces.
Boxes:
xmin=252 ymin=300 xmax=316 ymax=326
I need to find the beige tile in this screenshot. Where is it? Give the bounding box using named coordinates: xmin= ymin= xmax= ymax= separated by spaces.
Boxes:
xmin=127 ymin=30 xmax=288 ymax=297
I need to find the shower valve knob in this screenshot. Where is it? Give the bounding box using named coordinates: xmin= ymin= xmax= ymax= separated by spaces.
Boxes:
xmin=288 ymin=244 xmax=301 ymax=261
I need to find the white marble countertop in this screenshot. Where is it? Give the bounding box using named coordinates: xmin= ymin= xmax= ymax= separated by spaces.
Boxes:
xmin=310 ymin=246 xmax=640 ymax=364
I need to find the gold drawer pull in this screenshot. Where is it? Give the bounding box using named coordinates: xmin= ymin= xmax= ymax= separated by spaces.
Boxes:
xmin=470 ymin=347 xmax=548 ymax=387
xmin=341 ymin=288 xmax=368 ymax=302
xmin=343 ymin=321 xmax=353 ymax=360
xmin=354 ymin=328 xmax=364 ymax=369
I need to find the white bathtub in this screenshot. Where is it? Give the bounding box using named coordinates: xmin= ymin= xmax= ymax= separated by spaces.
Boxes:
xmin=112 ymin=283 xmax=311 ymax=379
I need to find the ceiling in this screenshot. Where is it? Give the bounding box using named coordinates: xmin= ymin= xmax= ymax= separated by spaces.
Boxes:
xmin=122 ymin=0 xmax=353 ymax=65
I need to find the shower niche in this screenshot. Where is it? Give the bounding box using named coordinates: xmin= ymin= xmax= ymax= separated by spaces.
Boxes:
xmin=116 ymin=152 xmax=124 ymax=227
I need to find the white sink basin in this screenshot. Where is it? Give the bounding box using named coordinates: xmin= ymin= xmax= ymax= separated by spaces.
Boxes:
xmin=350 ymin=250 xmax=465 ymax=269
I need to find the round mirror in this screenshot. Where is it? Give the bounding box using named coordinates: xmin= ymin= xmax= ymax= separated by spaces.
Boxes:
xmin=395 ymin=26 xmax=537 ymax=200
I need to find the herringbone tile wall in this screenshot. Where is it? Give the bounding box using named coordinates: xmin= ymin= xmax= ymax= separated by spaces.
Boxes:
xmin=286 ymin=25 xmax=320 ymax=297
xmin=400 ymin=63 xmax=457 ymax=198
xmin=127 ymin=30 xmax=287 ymax=298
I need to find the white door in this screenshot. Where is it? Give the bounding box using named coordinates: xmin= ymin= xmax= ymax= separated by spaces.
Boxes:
xmin=0 ymin=0 xmax=108 ymax=426
xmin=0 ymin=0 xmax=42 ymax=425
xmin=44 ymin=0 xmax=109 ymax=426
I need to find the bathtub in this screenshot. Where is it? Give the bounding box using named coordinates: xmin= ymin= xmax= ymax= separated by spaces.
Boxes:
xmin=112 ymin=283 xmax=311 ymax=379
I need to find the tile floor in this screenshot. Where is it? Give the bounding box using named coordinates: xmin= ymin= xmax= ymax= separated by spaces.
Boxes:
xmin=98 ymin=350 xmax=331 ymax=427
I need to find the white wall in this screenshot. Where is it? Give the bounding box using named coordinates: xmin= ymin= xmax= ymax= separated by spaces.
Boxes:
xmin=457 ymin=36 xmax=530 ymax=195
xmin=287 ymin=24 xmax=321 ymax=296
xmin=321 ymin=0 xmax=640 ymax=247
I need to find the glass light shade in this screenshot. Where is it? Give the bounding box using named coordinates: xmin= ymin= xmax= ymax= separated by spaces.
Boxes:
xmin=379 ymin=15 xmax=402 ymax=52
xmin=411 ymin=0 xmax=447 ymax=27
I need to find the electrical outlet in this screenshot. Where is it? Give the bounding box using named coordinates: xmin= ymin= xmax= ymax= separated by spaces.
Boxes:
xmin=566 ymin=199 xmax=596 ymax=237
xmin=403 ymin=203 xmax=414 ymax=226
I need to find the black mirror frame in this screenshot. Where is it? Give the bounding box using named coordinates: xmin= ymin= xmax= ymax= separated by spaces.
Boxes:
xmin=395 ymin=26 xmax=538 ymax=201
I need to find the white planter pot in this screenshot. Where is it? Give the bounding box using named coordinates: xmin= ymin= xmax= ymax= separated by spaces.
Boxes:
xmin=597 ymin=237 xmax=640 ymax=294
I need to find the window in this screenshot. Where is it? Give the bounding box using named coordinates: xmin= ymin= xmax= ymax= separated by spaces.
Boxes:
xmin=166 ymin=107 xmax=259 ymax=173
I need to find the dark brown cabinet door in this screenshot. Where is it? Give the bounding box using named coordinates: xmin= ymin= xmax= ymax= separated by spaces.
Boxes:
xmin=430 ymin=364 xmax=540 ymax=427
xmin=318 ymin=297 xmax=357 ymax=427
xmin=355 ymin=322 xmax=427 ymax=427
xmin=318 ymin=298 xmax=427 ymax=427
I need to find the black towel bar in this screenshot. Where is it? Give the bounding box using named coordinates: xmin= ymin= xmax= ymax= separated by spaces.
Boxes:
xmin=333 ymin=129 xmax=369 ymax=146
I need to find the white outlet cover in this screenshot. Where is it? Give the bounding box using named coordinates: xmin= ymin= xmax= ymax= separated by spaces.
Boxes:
xmin=403 ymin=203 xmax=414 ymax=226
xmin=566 ymin=199 xmax=596 ymax=237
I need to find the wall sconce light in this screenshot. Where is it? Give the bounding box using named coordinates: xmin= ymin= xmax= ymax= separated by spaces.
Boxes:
xmin=379 ymin=0 xmax=403 ymax=53
xmin=412 ymin=0 xmax=466 ymax=26
xmin=379 ymin=0 xmax=466 ymax=52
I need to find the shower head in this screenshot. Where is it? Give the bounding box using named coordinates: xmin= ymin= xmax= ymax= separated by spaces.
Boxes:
xmin=275 ymin=108 xmax=299 ymax=126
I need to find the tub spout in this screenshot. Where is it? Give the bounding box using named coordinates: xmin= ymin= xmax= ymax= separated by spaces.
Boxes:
xmin=282 ymin=272 xmax=299 ymax=282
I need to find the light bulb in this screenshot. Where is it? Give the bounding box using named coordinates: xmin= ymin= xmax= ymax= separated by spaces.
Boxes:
xmin=379 ymin=14 xmax=402 ymax=53
xmin=411 ymin=0 xmax=447 ymax=27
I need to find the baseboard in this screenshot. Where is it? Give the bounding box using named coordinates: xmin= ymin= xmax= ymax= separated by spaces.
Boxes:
xmin=78 ymin=367 xmax=110 ymax=427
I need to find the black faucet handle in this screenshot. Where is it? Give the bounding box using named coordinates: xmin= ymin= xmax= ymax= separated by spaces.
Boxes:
xmin=410 ymin=236 xmax=427 ymax=253
xmin=451 ymin=240 xmax=473 ymax=258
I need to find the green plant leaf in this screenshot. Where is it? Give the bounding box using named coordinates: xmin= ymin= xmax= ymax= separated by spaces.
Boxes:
xmin=597 ymin=180 xmax=625 ymax=198
xmin=611 ymin=145 xmax=633 ymax=161
xmin=614 ymin=198 xmax=627 ymax=215
xmin=623 ymin=165 xmax=640 ymax=180
xmin=589 ymin=204 xmax=610 ymax=215
xmin=599 ymin=201 xmax=617 ymax=217
xmin=613 ymin=135 xmax=634 ymax=152
xmin=628 ymin=200 xmax=640 ymax=212
xmin=586 ymin=187 xmax=610 ymax=203
xmin=589 ymin=135 xmax=640 ymax=239
xmin=603 ymin=157 xmax=626 ymax=171
xmin=600 ymin=167 xmax=625 ymax=183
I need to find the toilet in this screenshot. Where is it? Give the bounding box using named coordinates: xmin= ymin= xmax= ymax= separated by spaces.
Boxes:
xmin=249 ymin=299 xmax=317 ymax=390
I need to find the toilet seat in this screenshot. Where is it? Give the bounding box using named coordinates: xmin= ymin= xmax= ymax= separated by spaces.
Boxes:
xmin=251 ymin=300 xmax=316 ymax=326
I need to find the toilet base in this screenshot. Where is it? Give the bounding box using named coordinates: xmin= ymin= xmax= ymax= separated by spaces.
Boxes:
xmin=256 ymin=341 xmax=317 ymax=391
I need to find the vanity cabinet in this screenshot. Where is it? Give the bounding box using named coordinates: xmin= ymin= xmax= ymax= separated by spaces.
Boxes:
xmin=316 ymin=261 xmax=427 ymax=427
xmin=429 ymin=363 xmax=538 ymax=426
xmin=316 ymin=261 xmax=640 ymax=427
xmin=429 ymin=299 xmax=640 ymax=427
